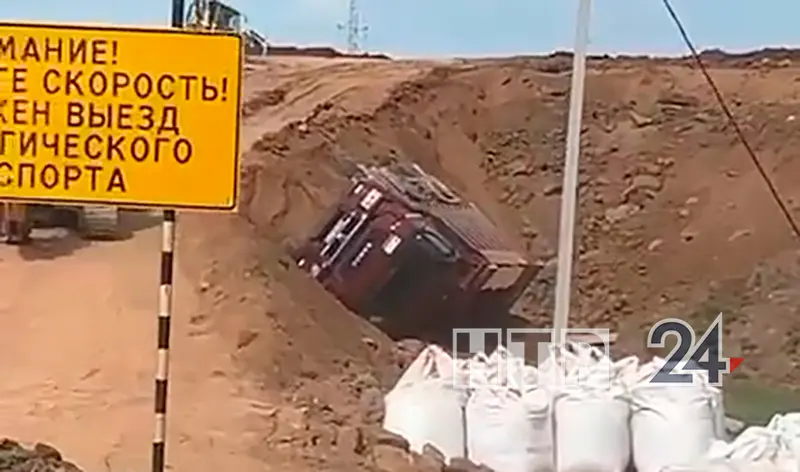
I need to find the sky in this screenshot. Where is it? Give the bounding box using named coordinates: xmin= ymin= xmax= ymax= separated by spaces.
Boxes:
xmin=2 ymin=0 xmax=799 ymax=57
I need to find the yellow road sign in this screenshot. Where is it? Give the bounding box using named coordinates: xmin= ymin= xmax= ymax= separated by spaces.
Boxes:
xmin=0 ymin=22 xmax=242 ymax=210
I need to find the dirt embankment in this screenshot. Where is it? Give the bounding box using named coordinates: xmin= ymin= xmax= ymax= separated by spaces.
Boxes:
xmin=237 ymin=51 xmax=800 ymax=395
xmin=173 ymin=57 xmax=439 ymax=471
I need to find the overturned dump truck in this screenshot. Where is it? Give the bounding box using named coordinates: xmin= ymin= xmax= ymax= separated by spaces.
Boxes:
xmin=294 ymin=163 xmax=536 ymax=333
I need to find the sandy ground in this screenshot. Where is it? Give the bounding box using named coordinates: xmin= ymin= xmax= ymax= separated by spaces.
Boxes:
xmin=0 ymin=221 xmax=271 ymax=472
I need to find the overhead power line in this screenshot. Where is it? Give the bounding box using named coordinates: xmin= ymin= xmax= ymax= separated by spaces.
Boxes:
xmin=661 ymin=0 xmax=800 ymax=241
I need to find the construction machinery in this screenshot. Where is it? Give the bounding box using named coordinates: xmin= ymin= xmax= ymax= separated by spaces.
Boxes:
xmin=293 ymin=163 xmax=537 ymax=335
xmin=2 ymin=201 xmax=119 ymax=244
xmin=3 ymin=203 xmax=30 ymax=245
xmin=186 ymin=0 xmax=268 ymax=55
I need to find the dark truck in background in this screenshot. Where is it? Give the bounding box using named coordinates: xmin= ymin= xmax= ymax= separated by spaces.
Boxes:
xmin=293 ymin=163 xmax=537 ymax=338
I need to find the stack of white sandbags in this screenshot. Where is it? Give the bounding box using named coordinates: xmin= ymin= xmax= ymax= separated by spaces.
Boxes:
xmin=382 ymin=343 xmax=730 ymax=472
xmin=547 ymin=351 xmax=726 ymax=472
xmin=381 ymin=344 xmax=552 ymax=470
xmin=662 ymin=414 xmax=800 ymax=471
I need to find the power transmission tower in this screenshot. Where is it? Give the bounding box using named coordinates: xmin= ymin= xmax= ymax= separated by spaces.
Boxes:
xmin=337 ymin=0 xmax=368 ymax=52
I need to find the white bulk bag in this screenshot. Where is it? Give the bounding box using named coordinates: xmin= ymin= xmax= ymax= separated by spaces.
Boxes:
xmin=630 ymin=359 xmax=719 ymax=472
xmin=464 ymin=351 xmax=493 ymax=388
xmin=707 ymin=425 xmax=793 ymax=462
xmin=394 ymin=344 xmax=458 ymax=386
xmin=383 ymin=345 xmax=468 ymax=461
xmin=487 ymin=346 xmax=536 ymax=390
xmin=538 ymin=341 xmax=605 ymax=390
xmin=553 ymin=370 xmax=630 ymax=472
xmin=662 ymin=425 xmax=799 ymax=472
xmin=635 ymin=357 xmax=726 ymax=439
xmin=710 ymin=386 xmax=727 ymax=440
xmin=522 ymin=388 xmax=555 ymax=471
xmin=614 ymin=355 xmax=641 ymax=386
xmin=537 ymin=349 xmax=574 ymax=389
xmin=553 ymin=340 xmax=607 ymax=361
xmin=466 ymin=384 xmax=552 ymax=472
xmin=660 ymin=459 xmax=795 ymax=472
xmin=768 ymin=412 xmax=800 ymax=460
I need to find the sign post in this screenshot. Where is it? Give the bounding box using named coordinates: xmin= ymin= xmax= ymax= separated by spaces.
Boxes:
xmin=552 ymin=0 xmax=592 ymax=348
xmin=152 ymin=3 xmax=184 ymax=472
xmin=153 ymin=207 xmax=174 ymax=472
xmin=0 ymin=11 xmax=242 ymax=472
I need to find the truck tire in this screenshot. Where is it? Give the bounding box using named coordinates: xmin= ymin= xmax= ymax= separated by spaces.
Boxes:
xmin=79 ymin=205 xmax=120 ymax=240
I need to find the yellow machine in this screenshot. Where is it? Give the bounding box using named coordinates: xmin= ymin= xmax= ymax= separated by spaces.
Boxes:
xmin=2 ymin=201 xmax=118 ymax=244
xmin=186 ymin=0 xmax=267 ymax=55
xmin=4 ymin=202 xmax=31 ymax=244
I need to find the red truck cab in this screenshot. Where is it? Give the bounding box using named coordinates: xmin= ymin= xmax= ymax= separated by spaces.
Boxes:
xmin=295 ymin=164 xmax=536 ymax=334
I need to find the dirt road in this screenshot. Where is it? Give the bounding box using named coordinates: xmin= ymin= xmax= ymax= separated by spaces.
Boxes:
xmin=0 ymin=220 xmax=272 ymax=472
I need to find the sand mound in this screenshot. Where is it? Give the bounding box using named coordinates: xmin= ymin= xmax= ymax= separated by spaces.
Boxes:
xmin=236 ymin=51 xmax=800 ymax=393
xmin=163 ymin=57 xmax=441 ymax=470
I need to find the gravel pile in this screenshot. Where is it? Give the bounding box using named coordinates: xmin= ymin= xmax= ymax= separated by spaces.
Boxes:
xmin=0 ymin=439 xmax=80 ymax=472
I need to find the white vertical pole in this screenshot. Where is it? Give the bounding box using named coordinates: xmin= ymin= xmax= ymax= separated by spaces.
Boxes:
xmin=552 ymin=0 xmax=592 ymax=348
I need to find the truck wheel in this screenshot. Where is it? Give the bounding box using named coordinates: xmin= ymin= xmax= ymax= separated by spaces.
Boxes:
xmin=79 ymin=206 xmax=120 ymax=240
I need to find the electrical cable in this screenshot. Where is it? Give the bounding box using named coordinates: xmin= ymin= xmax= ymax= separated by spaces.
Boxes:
xmin=661 ymin=0 xmax=800 ymax=240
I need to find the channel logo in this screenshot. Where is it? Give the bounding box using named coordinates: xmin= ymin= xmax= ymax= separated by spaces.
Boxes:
xmin=451 ymin=328 xmax=613 ymax=390
xmin=646 ymin=313 xmax=743 ymax=386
